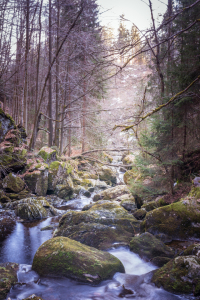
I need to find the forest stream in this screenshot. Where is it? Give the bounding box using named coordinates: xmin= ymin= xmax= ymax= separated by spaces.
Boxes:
xmin=0 ymin=164 xmax=194 ymax=300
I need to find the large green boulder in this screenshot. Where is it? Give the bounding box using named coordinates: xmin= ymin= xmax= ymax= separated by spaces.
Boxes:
xmin=56 ymin=201 xmax=139 ymax=235
xmin=152 ymin=256 xmax=200 ymax=295
xmin=32 ymin=236 xmax=125 ymax=283
xmin=130 ymin=232 xmax=174 ymax=263
xmin=0 ymin=108 xmax=15 ymax=143
xmin=54 ymin=222 xmax=132 ymax=250
xmin=2 ymin=173 xmax=25 ymax=193
xmin=142 ymin=198 xmax=200 ymax=240
xmin=0 ymin=262 xmax=19 ymax=300
xmin=54 ymin=201 xmax=139 ymax=249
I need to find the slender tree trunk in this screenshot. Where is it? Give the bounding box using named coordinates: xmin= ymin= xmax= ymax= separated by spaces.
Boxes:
xmin=35 ymin=0 xmax=43 ymax=112
xmin=55 ymin=0 xmax=60 ymax=148
xmin=48 ymin=0 xmax=53 ymax=147
xmin=22 ymin=0 xmax=30 ymax=132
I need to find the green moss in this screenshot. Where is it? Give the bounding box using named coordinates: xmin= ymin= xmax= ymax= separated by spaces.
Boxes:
xmin=49 ymin=161 xmax=61 ymax=171
xmin=189 ymin=187 xmax=200 ymax=199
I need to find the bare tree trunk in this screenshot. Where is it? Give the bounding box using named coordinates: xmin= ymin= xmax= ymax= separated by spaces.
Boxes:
xmin=35 ymin=0 xmax=43 ymax=112
xmin=55 ymin=0 xmax=60 ymax=148
xmin=48 ymin=0 xmax=53 ymax=147
xmin=22 ymin=0 xmax=30 ymax=132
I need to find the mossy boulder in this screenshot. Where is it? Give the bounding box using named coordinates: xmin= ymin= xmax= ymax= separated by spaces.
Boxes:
xmin=93 ymin=185 xmax=130 ymax=202
xmin=130 ymin=232 xmax=174 ymax=262
xmin=0 ymin=108 xmax=15 ymax=143
xmin=54 ymin=222 xmax=132 ymax=250
xmin=55 ymin=177 xmax=74 ymax=199
xmin=48 ymin=161 xmax=75 ymax=197
xmin=23 ymin=165 xmax=49 ymax=196
xmin=15 ymin=197 xmax=58 ymax=220
xmin=122 ymin=155 xmax=135 ymax=168
xmin=143 ymin=198 xmax=200 ymax=240
xmin=54 ymin=201 xmax=139 ymax=244
xmin=0 ymin=262 xmax=19 ymax=300
xmin=0 ymin=143 xmax=27 ymax=174
xmin=152 ymin=256 xmax=200 ymax=295
xmin=2 ymin=173 xmax=25 ymax=193
xmin=97 ymin=166 xmax=117 ymax=184
xmin=32 ymin=236 xmax=125 ymax=283
xmin=38 ymin=147 xmax=57 ymax=163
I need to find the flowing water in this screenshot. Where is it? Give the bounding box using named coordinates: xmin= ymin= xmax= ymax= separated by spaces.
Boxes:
xmin=0 ymin=161 xmax=195 ymax=299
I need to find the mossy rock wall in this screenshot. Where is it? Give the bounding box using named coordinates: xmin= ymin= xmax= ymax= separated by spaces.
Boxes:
xmin=32 ymin=236 xmax=125 ymax=283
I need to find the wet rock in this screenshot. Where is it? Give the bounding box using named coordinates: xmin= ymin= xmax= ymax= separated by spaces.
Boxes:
xmin=0 ymin=212 xmax=16 ymax=241
xmin=2 ymin=172 xmax=25 ymax=193
xmin=83 ymin=190 xmax=91 ymax=198
xmin=56 ymin=201 xmax=139 ymax=235
xmin=93 ymin=185 xmax=130 ymax=202
xmin=152 ymin=255 xmax=200 ymax=295
xmin=23 ymin=164 xmax=49 ymax=196
xmin=32 ymin=236 xmax=125 ymax=283
xmin=14 ymin=197 xmax=58 ymax=220
xmin=130 ymin=232 xmax=174 ymax=261
xmin=0 ymin=108 xmax=15 ymax=143
xmin=97 ymin=166 xmax=117 ymax=184
xmin=133 ymin=208 xmax=146 ymax=220
xmin=38 ymin=146 xmax=57 ymax=164
xmin=54 ymin=222 xmax=132 ymax=250
xmin=0 ymin=262 xmax=19 ymax=300
xmin=142 ymin=198 xmax=200 ymax=240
